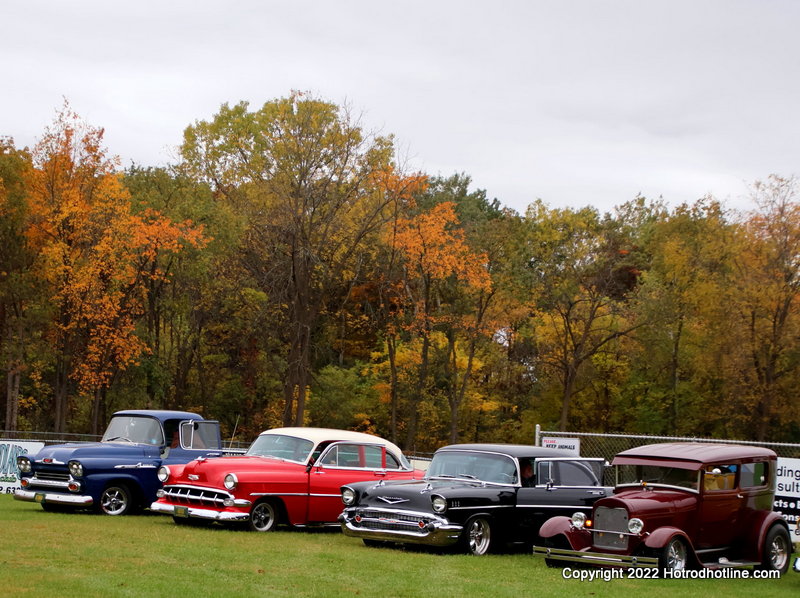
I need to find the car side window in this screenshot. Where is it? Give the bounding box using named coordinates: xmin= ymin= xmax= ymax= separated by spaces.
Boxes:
xmin=537 ymin=460 xmax=601 ymax=487
xmin=740 ymin=462 xmax=768 ymax=488
xmin=319 ymin=444 xmax=363 ymax=468
xmin=703 ymin=464 xmax=738 ymax=491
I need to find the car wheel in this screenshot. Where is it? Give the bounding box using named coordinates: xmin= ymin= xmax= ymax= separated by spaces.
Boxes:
xmin=464 ymin=517 xmax=493 ymax=556
xmin=659 ymin=537 xmax=688 ymax=572
xmin=99 ymin=484 xmax=134 ymax=516
xmin=757 ymin=525 xmax=790 ymax=574
xmin=248 ymin=500 xmax=279 ymax=532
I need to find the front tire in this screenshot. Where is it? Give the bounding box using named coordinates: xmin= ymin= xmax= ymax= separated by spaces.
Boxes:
xmin=659 ymin=537 xmax=688 ymax=572
xmin=248 ymin=500 xmax=279 ymax=532
xmin=757 ymin=525 xmax=790 ymax=574
xmin=464 ymin=516 xmax=493 ymax=556
xmin=99 ymin=484 xmax=134 ymax=516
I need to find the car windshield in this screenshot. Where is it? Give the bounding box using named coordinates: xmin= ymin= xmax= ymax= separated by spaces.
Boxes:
xmin=102 ymin=416 xmax=164 ymax=446
xmin=246 ymin=434 xmax=314 ymax=462
xmin=427 ymin=450 xmax=517 ymax=485
xmin=615 ymin=463 xmax=700 ymax=490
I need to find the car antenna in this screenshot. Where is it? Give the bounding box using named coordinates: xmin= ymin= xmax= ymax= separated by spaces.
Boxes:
xmin=228 ymin=415 xmax=240 ymax=450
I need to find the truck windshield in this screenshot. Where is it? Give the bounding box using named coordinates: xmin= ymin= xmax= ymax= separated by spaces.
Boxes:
xmin=246 ymin=434 xmax=314 ymax=463
xmin=102 ymin=416 xmax=164 ymax=446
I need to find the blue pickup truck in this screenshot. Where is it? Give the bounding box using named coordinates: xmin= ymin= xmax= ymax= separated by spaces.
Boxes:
xmin=14 ymin=410 xmax=223 ymax=515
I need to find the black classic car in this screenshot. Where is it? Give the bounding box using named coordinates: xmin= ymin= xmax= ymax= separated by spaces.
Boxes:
xmin=339 ymin=443 xmax=611 ymax=555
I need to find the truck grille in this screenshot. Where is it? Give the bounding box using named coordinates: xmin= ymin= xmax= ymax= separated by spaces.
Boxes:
xmin=36 ymin=471 xmax=70 ymax=482
xmin=593 ymin=506 xmax=629 ymax=550
xmin=161 ymin=485 xmax=231 ymax=508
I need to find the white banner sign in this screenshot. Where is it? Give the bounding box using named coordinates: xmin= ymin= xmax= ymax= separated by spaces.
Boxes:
xmin=541 ymin=436 xmax=581 ymax=456
xmin=774 ymin=457 xmax=800 ymax=542
xmin=0 ymin=441 xmax=45 ymax=494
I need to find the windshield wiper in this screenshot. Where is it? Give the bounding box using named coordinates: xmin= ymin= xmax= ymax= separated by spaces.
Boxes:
xmin=105 ymin=436 xmax=134 ymax=443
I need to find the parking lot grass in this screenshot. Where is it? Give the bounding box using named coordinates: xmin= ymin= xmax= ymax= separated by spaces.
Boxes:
xmin=1 ymin=495 xmax=798 ymax=597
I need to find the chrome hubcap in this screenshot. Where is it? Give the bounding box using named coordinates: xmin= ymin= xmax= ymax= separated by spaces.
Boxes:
xmin=468 ymin=519 xmax=490 ymax=555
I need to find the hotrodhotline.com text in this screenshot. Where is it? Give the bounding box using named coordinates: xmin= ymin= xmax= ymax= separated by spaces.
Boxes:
xmin=561 ymin=568 xmax=782 ymax=581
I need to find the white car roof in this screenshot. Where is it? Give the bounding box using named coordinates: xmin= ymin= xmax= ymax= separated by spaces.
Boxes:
xmin=260 ymin=427 xmax=406 ymax=457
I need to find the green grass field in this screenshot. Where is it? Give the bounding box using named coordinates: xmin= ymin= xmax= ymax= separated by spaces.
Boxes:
xmin=1 ymin=495 xmax=797 ymax=597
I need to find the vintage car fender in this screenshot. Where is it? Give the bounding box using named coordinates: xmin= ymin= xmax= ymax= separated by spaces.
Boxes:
xmin=537 ymin=516 xmax=593 ymax=550
xmin=742 ymin=510 xmax=792 ymax=561
xmin=642 ymin=526 xmax=693 ymax=550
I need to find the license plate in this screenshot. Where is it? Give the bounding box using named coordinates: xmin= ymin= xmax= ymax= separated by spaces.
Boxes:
xmin=174 ymin=506 xmax=189 ymax=518
xmin=35 ymin=493 xmax=45 ymax=503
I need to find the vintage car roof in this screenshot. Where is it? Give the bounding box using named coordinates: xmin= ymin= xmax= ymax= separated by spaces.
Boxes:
xmin=112 ymin=410 xmax=206 ymax=421
xmin=436 ymin=443 xmax=576 ymax=459
xmin=260 ymin=427 xmax=405 ymax=455
xmin=613 ymin=442 xmax=776 ymax=465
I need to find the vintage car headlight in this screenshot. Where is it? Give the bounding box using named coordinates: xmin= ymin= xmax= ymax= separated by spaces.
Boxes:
xmin=342 ymin=487 xmax=356 ymax=505
xmin=68 ymin=460 xmax=83 ymax=477
xmin=431 ymin=495 xmax=447 ymax=513
xmin=157 ymin=466 xmax=171 ymax=483
xmin=223 ymin=473 xmax=238 ymax=490
xmin=17 ymin=456 xmax=32 ymax=473
xmin=571 ymin=512 xmax=587 ymax=529
xmin=628 ymin=517 xmax=644 ymax=534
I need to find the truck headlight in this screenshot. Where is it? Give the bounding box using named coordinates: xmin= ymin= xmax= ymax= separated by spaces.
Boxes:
xmin=342 ymin=488 xmax=356 ymax=505
xmin=18 ymin=456 xmax=32 ymax=473
xmin=628 ymin=518 xmax=644 ymax=534
xmin=571 ymin=512 xmax=587 ymax=529
xmin=157 ymin=466 xmax=171 ymax=483
xmin=68 ymin=460 xmax=84 ymax=477
xmin=223 ymin=473 xmax=238 ymax=490
xmin=431 ymin=495 xmax=447 ymax=513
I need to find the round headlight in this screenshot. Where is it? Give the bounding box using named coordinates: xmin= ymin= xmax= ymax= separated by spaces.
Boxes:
xmin=157 ymin=466 xmax=171 ymax=483
xmin=628 ymin=517 xmax=644 ymax=534
xmin=223 ymin=473 xmax=238 ymax=490
xmin=342 ymin=488 xmax=356 ymax=505
xmin=17 ymin=456 xmax=32 ymax=473
xmin=431 ymin=495 xmax=447 ymax=513
xmin=571 ymin=512 xmax=587 ymax=529
xmin=68 ymin=460 xmax=83 ymax=477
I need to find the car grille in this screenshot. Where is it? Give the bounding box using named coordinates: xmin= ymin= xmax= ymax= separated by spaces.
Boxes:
xmin=593 ymin=506 xmax=629 ymax=550
xmin=161 ymin=485 xmax=231 ymax=508
xmin=355 ymin=509 xmax=433 ymax=532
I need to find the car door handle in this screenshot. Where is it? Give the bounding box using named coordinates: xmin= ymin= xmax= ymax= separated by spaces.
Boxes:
xmin=374 ymin=471 xmax=387 ymax=476
xmin=587 ymin=490 xmax=605 ymax=495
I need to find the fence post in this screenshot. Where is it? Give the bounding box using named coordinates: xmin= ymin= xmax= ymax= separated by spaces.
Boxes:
xmin=534 ymin=423 xmax=540 ymax=447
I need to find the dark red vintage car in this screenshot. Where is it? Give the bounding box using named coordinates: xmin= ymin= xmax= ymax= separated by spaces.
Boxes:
xmin=150 ymin=427 xmax=421 ymax=531
xmin=534 ymin=443 xmax=792 ymax=575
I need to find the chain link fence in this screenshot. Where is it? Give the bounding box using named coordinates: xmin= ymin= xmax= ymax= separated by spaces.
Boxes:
xmin=534 ymin=425 xmax=800 ymax=460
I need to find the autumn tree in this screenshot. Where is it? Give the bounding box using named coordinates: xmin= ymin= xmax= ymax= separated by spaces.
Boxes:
xmin=180 ymin=93 xmax=425 ymax=426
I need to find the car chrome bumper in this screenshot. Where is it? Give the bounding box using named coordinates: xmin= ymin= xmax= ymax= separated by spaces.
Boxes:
xmin=339 ymin=510 xmax=463 ymax=547
xmin=14 ymin=489 xmax=94 ymax=507
xmin=149 ymin=501 xmax=250 ymax=523
xmin=533 ymin=545 xmax=658 ymax=567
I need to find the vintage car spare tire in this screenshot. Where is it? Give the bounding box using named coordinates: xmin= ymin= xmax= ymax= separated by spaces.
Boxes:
xmin=99 ymin=484 xmax=135 ymax=516
xmin=249 ymin=500 xmax=279 ymax=532
xmin=757 ymin=525 xmax=791 ymax=574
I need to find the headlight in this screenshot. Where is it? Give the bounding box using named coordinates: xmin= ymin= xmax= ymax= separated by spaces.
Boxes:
xmin=571 ymin=512 xmax=587 ymax=529
xmin=157 ymin=466 xmax=171 ymax=483
xmin=628 ymin=517 xmax=644 ymax=534
xmin=68 ymin=460 xmax=83 ymax=477
xmin=223 ymin=473 xmax=238 ymax=490
xmin=431 ymin=495 xmax=447 ymax=513
xmin=342 ymin=487 xmax=356 ymax=505
xmin=17 ymin=456 xmax=32 ymax=473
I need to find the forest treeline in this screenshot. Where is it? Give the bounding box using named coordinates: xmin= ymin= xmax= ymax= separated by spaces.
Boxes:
xmin=1 ymin=95 xmax=799 ymax=451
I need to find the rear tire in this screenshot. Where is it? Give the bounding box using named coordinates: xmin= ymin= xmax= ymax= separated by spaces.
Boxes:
xmin=757 ymin=525 xmax=790 ymax=574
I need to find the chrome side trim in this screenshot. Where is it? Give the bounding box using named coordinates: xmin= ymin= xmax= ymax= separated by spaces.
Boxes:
xmin=115 ymin=463 xmax=157 ymax=469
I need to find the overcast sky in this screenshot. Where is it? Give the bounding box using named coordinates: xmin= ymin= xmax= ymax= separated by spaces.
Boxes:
xmin=3 ymin=1 xmax=799 ymax=215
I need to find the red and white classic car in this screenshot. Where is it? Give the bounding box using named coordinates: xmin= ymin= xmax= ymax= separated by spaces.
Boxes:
xmin=150 ymin=427 xmax=421 ymax=531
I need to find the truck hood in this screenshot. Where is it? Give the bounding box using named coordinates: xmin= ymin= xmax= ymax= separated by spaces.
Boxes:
xmin=33 ymin=442 xmax=161 ymax=463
